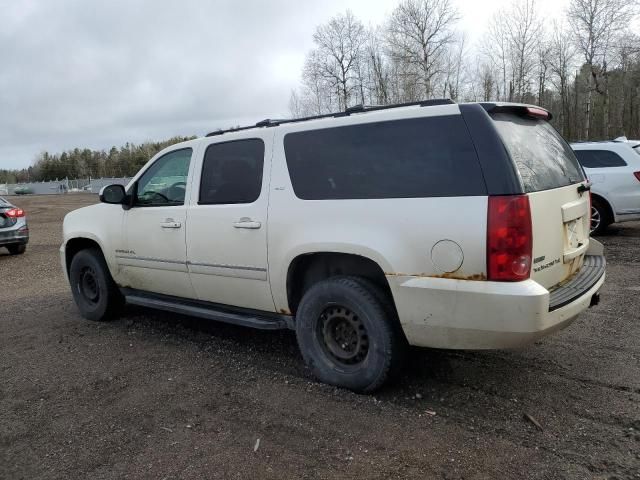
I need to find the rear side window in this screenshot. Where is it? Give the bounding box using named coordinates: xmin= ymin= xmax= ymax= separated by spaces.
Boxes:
xmin=574 ymin=149 xmax=627 ymax=168
xmin=491 ymin=113 xmax=585 ymax=193
xmin=199 ymin=139 xmax=264 ymax=204
xmin=283 ymin=115 xmax=485 ymax=200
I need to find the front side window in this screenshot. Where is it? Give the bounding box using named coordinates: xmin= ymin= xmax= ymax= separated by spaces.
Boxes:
xmin=199 ymin=139 xmax=264 ymax=204
xmin=135 ymin=148 xmax=192 ymax=206
xmin=283 ymin=115 xmax=485 ymax=200
xmin=574 ymin=149 xmax=627 ymax=168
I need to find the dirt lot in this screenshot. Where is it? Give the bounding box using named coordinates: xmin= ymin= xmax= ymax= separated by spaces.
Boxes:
xmin=1 ymin=193 xmax=639 ymax=480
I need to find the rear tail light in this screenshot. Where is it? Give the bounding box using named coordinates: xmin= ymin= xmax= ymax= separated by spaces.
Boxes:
xmin=487 ymin=195 xmax=532 ymax=281
xmin=5 ymin=208 xmax=25 ymax=218
xmin=633 ymin=171 xmax=640 ymax=182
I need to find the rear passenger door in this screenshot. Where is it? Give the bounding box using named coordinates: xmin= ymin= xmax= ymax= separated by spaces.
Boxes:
xmin=186 ymin=135 xmax=275 ymax=312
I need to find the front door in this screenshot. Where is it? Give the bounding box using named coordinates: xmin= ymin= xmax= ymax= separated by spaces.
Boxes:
xmin=117 ymin=147 xmax=197 ymax=299
xmin=186 ymin=136 xmax=274 ymax=311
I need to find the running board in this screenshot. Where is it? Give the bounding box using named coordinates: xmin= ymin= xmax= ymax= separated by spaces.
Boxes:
xmin=121 ymin=289 xmax=293 ymax=330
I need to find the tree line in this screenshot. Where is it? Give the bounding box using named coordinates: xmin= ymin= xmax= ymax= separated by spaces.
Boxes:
xmin=1 ymin=136 xmax=195 ymax=184
xmin=289 ymin=0 xmax=640 ymax=142
xmin=3 ymin=0 xmax=638 ymax=184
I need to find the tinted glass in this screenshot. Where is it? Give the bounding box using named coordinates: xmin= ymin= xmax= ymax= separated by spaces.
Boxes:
xmin=199 ymin=139 xmax=264 ymax=204
xmin=284 ymin=115 xmax=485 ymax=200
xmin=135 ymin=148 xmax=192 ymax=206
xmin=491 ymin=113 xmax=585 ymax=193
xmin=574 ymin=149 xmax=627 ymax=168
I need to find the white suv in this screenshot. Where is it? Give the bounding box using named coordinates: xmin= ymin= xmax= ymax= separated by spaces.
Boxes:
xmin=61 ymin=101 xmax=606 ymax=392
xmin=571 ymin=139 xmax=640 ymax=234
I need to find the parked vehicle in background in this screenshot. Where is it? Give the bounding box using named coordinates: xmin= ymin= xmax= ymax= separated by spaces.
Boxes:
xmin=13 ymin=186 xmax=33 ymax=195
xmin=571 ymin=139 xmax=640 ymax=234
xmin=61 ymin=100 xmax=606 ymax=392
xmin=0 ymin=196 xmax=29 ymax=255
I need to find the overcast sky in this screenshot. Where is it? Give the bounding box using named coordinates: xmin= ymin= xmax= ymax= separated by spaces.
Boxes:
xmin=0 ymin=0 xmax=570 ymax=170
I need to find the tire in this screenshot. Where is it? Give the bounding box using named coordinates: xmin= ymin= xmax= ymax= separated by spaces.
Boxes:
xmin=295 ymin=276 xmax=405 ymax=393
xmin=590 ymin=198 xmax=611 ymax=235
xmin=7 ymin=244 xmax=26 ymax=255
xmin=69 ymin=248 xmax=123 ymax=321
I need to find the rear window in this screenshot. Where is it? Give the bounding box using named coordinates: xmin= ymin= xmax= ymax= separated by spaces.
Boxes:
xmin=574 ymin=149 xmax=627 ymax=168
xmin=284 ymin=115 xmax=486 ymax=200
xmin=491 ymin=113 xmax=584 ymax=193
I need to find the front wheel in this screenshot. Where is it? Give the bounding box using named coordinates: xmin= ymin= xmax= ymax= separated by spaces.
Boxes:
xmin=69 ymin=248 xmax=123 ymax=321
xmin=295 ymin=276 xmax=405 ymax=393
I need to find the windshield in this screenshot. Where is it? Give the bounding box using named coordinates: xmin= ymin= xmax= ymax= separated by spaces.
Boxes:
xmin=491 ymin=113 xmax=585 ymax=192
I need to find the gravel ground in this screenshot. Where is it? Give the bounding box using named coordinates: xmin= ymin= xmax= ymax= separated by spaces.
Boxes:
xmin=1 ymin=194 xmax=639 ymax=480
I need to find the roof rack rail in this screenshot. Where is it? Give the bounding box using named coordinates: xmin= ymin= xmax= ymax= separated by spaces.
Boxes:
xmin=205 ymin=98 xmax=454 ymax=137
xmin=255 ymin=118 xmax=287 ymax=127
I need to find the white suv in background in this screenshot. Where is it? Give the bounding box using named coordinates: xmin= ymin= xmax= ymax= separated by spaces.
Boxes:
xmin=571 ymin=139 xmax=640 ymax=234
xmin=61 ymin=101 xmax=606 ymax=392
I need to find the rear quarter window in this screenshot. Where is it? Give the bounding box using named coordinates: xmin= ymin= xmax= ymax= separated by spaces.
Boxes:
xmin=283 ymin=115 xmax=486 ymax=200
xmin=491 ymin=113 xmax=584 ymax=193
xmin=574 ymin=149 xmax=627 ymax=168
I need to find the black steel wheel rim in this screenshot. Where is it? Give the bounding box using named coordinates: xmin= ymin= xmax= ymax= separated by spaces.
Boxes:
xmin=317 ymin=305 xmax=369 ymax=365
xmin=79 ymin=266 xmax=100 ymax=304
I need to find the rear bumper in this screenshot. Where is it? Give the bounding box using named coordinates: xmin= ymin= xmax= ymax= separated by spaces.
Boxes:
xmin=389 ymin=255 xmax=606 ymax=349
xmin=0 ymin=227 xmax=29 ymax=246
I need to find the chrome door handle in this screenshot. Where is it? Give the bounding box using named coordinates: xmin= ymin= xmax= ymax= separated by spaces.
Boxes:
xmin=160 ymin=219 xmax=182 ymax=228
xmin=233 ymin=218 xmax=261 ymax=229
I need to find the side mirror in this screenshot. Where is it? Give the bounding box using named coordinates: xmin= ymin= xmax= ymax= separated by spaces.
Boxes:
xmin=99 ymin=184 xmax=126 ymax=204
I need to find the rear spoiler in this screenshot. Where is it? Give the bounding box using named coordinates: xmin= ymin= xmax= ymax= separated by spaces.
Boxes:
xmin=479 ymin=103 xmax=553 ymax=121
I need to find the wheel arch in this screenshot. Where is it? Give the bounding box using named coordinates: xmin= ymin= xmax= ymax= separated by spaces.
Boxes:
xmin=285 ymin=251 xmax=397 ymax=316
xmin=64 ymin=236 xmax=107 ymax=276
xmin=590 ymin=192 xmax=615 ymax=224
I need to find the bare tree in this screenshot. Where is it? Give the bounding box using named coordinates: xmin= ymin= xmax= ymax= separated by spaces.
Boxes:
xmin=288 ymin=0 xmax=640 ymax=141
xmin=505 ymin=0 xmax=544 ymax=102
xmin=536 ymin=40 xmax=552 ymax=106
xmin=567 ymin=0 xmax=636 ymax=138
xmin=481 ymin=14 xmax=510 ymax=101
xmin=612 ymin=34 xmax=640 ymax=134
xmin=301 ymin=49 xmax=338 ymax=115
xmin=311 ymin=10 xmax=367 ymax=110
xmin=548 ymin=21 xmax=578 ymax=137
xmin=364 ymin=26 xmax=391 ymax=105
xmin=442 ymin=32 xmax=467 ymax=100
xmin=386 ymin=0 xmax=460 ymax=100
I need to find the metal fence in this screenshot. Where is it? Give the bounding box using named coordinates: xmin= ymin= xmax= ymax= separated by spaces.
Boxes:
xmin=0 ymin=177 xmax=131 ymax=196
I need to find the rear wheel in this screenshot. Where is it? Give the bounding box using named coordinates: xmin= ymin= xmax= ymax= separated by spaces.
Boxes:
xmin=7 ymin=244 xmax=26 ymax=255
xmin=69 ymin=248 xmax=123 ymax=321
xmin=295 ymin=276 xmax=405 ymax=393
xmin=591 ymin=198 xmax=611 ymax=235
